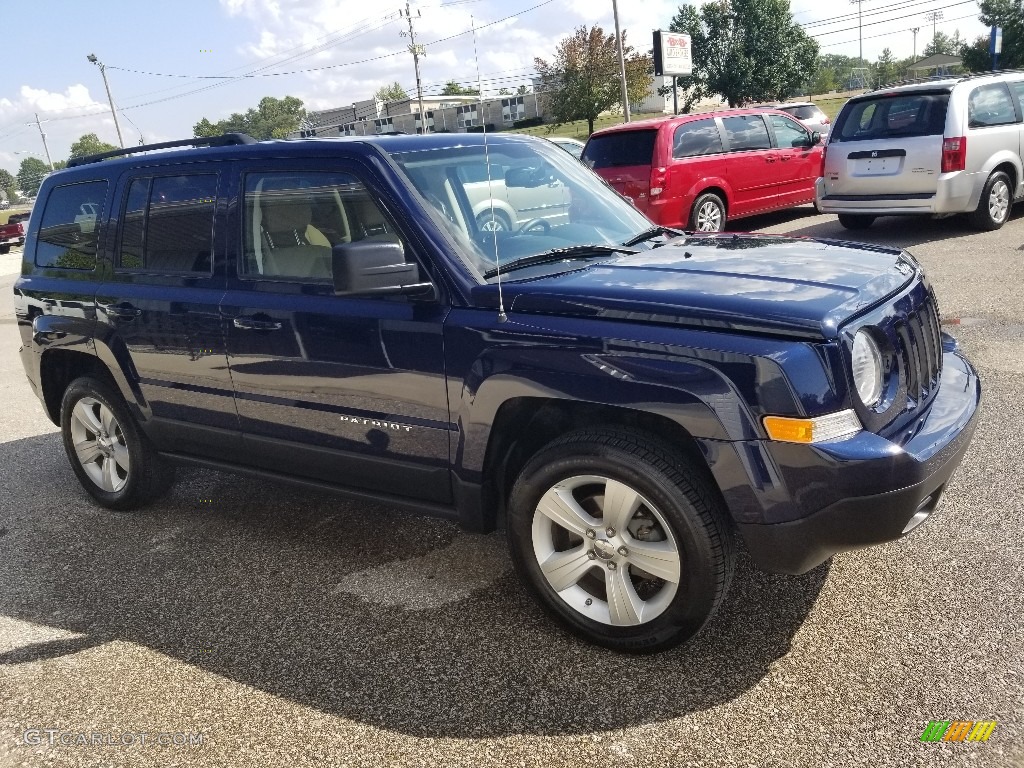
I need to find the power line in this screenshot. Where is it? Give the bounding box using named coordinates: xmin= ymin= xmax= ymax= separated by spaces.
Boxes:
xmin=819 ymin=10 xmax=977 ymax=46
xmin=806 ymin=0 xmax=976 ymax=37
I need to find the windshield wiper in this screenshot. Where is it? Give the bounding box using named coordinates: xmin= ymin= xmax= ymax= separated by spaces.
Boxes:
xmin=622 ymin=225 xmax=689 ymax=247
xmin=483 ymin=244 xmax=638 ymax=280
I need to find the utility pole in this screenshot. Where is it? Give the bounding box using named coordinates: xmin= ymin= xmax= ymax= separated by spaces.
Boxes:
xmin=849 ymin=0 xmax=865 ymax=65
xmin=611 ymin=0 xmax=630 ymax=123
xmin=30 ymin=114 xmax=55 ymax=171
xmin=401 ymin=1 xmax=428 ymax=134
xmin=911 ymin=27 xmax=920 ymax=59
xmin=87 ymin=54 xmax=125 ymax=149
xmin=925 ymin=11 xmax=944 ymax=51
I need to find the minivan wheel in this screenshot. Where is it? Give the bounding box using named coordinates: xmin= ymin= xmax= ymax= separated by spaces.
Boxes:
xmin=60 ymin=377 xmax=175 ymax=510
xmin=476 ymin=210 xmax=512 ymax=233
xmin=969 ymin=171 xmax=1012 ymax=230
xmin=837 ymin=214 xmax=875 ymax=230
xmin=507 ymin=429 xmax=734 ymax=653
xmin=689 ymin=192 xmax=726 ymax=232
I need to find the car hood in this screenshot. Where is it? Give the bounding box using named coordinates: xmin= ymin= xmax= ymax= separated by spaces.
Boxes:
xmin=471 ymin=234 xmax=917 ymax=339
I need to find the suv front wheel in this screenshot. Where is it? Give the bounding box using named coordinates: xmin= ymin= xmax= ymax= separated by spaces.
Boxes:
xmin=60 ymin=377 xmax=175 ymax=510
xmin=507 ymin=429 xmax=734 ymax=652
xmin=969 ymin=170 xmax=1012 ymax=230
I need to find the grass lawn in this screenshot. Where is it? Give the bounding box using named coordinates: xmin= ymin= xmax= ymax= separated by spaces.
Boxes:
xmin=0 ymin=207 xmax=30 ymax=226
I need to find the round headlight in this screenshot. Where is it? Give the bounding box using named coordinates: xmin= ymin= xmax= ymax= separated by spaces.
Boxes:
xmin=851 ymin=329 xmax=883 ymax=407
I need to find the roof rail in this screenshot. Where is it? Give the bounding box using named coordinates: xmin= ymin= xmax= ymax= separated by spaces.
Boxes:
xmin=872 ymin=68 xmax=1024 ymax=92
xmin=66 ymin=133 xmax=258 ymax=168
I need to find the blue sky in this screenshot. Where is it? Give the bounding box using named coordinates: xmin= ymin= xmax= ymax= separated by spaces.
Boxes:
xmin=1 ymin=0 xmax=985 ymax=177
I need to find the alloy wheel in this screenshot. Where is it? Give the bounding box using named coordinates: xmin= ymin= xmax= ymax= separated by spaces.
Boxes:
xmin=530 ymin=474 xmax=681 ymax=626
xmin=989 ymin=180 xmax=1010 ymax=223
xmin=69 ymin=397 xmax=130 ymax=493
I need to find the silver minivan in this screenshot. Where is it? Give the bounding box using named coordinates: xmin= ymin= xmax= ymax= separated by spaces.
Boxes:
xmin=817 ymin=73 xmax=1024 ymax=230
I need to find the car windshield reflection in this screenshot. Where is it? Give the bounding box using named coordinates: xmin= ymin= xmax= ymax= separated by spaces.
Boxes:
xmin=388 ymin=139 xmax=655 ymax=282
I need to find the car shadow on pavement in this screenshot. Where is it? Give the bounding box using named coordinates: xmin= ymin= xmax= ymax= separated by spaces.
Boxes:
xmin=0 ymin=433 xmax=829 ymax=738
xmin=731 ymin=205 xmax=1024 ymax=250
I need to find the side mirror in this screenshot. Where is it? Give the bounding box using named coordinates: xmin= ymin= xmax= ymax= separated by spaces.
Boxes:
xmin=331 ymin=239 xmax=434 ymax=298
xmin=811 ymin=130 xmax=822 ymax=145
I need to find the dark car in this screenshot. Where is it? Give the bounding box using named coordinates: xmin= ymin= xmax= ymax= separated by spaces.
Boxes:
xmin=581 ymin=108 xmax=824 ymax=232
xmin=13 ymin=132 xmax=980 ymax=652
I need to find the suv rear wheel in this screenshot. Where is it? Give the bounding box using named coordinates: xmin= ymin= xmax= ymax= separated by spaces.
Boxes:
xmin=969 ymin=170 xmax=1012 ymax=231
xmin=838 ymin=214 xmax=875 ymax=230
xmin=689 ymin=192 xmax=726 ymax=232
xmin=60 ymin=377 xmax=175 ymax=510
xmin=507 ymin=429 xmax=734 ymax=652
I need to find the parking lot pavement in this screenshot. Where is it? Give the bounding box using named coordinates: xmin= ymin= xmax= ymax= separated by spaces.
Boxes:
xmin=0 ymin=214 xmax=1022 ymax=768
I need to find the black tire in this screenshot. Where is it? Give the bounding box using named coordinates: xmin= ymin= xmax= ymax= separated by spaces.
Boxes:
xmin=688 ymin=192 xmax=726 ymax=232
xmin=507 ymin=429 xmax=734 ymax=653
xmin=476 ymin=209 xmax=512 ymax=233
xmin=837 ymin=213 xmax=875 ymax=230
xmin=60 ymin=376 xmax=175 ymax=510
xmin=968 ymin=170 xmax=1012 ymax=231
xmin=0 ymin=245 xmax=10 ymax=255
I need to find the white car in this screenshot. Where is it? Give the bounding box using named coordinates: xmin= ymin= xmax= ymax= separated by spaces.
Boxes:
xmin=548 ymin=137 xmax=586 ymax=160
xmin=462 ymin=161 xmax=570 ymax=232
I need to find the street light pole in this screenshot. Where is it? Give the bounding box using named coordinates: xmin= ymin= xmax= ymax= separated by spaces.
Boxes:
xmin=87 ymin=54 xmax=125 ymax=149
xmin=611 ymin=0 xmax=630 ymax=123
xmin=911 ymin=27 xmax=920 ymax=59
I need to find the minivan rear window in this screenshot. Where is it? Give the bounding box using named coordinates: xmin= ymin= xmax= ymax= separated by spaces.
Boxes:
xmin=833 ymin=92 xmax=949 ymax=141
xmin=582 ymin=130 xmax=657 ymax=169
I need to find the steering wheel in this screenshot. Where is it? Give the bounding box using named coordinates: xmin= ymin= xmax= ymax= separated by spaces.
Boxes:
xmin=515 ymin=218 xmax=551 ymax=235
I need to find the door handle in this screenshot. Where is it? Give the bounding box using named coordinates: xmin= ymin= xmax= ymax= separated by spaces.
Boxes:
xmin=780 ymin=154 xmax=792 ymax=162
xmin=765 ymin=154 xmax=778 ymax=163
xmin=233 ymin=317 xmax=283 ymax=331
xmin=100 ymin=302 xmax=142 ymax=321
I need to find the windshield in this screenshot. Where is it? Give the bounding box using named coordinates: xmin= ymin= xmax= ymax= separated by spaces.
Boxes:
xmin=388 ymin=138 xmax=655 ymax=282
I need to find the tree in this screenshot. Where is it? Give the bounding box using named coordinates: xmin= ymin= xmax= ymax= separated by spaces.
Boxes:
xmin=17 ymin=157 xmax=50 ymax=196
xmin=0 ymin=169 xmax=15 ymax=203
xmin=498 ymin=88 xmax=511 ymax=95
xmin=963 ymin=0 xmax=1024 ymax=70
xmin=374 ymin=82 xmax=409 ymax=103
xmin=193 ymin=95 xmax=307 ymax=140
xmin=811 ymin=67 xmax=837 ymax=95
xmin=534 ymin=25 xmax=652 ymax=134
xmin=875 ymin=48 xmax=898 ymax=87
xmin=669 ymin=0 xmax=818 ymax=108
xmin=516 ymin=84 xmax=530 ymax=95
xmin=923 ymin=30 xmax=966 ymax=57
xmin=69 ymin=133 xmax=117 ymax=160
xmin=440 ymin=80 xmax=479 ymax=96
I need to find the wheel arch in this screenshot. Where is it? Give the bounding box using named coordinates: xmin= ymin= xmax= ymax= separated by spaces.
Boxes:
xmin=477 ymin=396 xmax=730 ymax=534
xmin=38 ymin=348 xmax=119 ymax=426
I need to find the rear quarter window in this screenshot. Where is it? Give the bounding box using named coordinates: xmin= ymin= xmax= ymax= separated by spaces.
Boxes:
xmin=582 ymin=130 xmax=657 ymax=169
xmin=34 ymin=180 xmax=108 ymax=270
xmin=968 ymin=83 xmax=1018 ymax=127
xmin=834 ymin=93 xmax=949 ymax=140
xmin=672 ymin=119 xmax=724 ymax=158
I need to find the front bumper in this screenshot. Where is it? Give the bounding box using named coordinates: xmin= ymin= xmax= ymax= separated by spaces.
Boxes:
xmin=734 ymin=344 xmax=981 ymax=574
xmin=815 ymin=171 xmax=980 ymax=216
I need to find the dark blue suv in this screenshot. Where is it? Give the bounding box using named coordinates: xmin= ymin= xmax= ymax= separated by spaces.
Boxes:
xmin=13 ymin=132 xmax=981 ymax=652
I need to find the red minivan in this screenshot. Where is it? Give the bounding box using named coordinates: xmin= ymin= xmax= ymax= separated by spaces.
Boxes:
xmin=581 ymin=108 xmax=824 ymax=231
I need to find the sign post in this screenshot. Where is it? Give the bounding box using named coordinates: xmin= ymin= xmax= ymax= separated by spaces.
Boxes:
xmin=990 ymin=26 xmax=1003 ymax=71
xmin=653 ymin=30 xmax=693 ymax=115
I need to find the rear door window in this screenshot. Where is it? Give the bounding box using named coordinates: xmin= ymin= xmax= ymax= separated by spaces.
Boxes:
xmin=968 ymin=83 xmax=1018 ymax=127
xmin=582 ymin=130 xmax=657 ymax=169
xmin=672 ymin=119 xmax=724 ymax=158
xmin=721 ymin=115 xmax=772 ymax=151
xmin=833 ymin=93 xmax=949 ymax=140
xmin=117 ymin=174 xmax=217 ymax=273
xmin=35 ymin=180 xmax=108 ymax=270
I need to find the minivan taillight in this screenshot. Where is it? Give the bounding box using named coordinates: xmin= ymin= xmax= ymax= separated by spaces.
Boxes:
xmin=820 ymin=142 xmax=827 ymax=177
xmin=650 ymin=166 xmax=667 ymax=197
xmin=942 ymin=136 xmax=967 ymax=173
